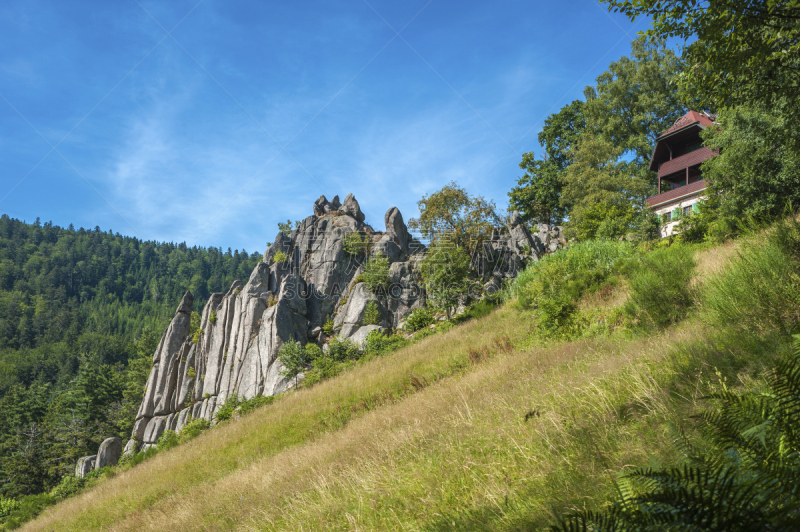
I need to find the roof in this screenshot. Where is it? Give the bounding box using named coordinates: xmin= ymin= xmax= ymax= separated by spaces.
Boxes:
xmin=645 ymin=179 xmax=707 ymax=208
xmin=660 ymin=110 xmax=715 ymax=138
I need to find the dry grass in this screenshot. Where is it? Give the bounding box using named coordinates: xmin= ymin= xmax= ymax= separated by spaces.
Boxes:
xmin=24 ymin=242 xmax=771 ymax=531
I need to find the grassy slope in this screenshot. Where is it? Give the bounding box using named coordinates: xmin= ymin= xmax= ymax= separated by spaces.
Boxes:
xmin=25 ymin=241 xmax=778 ymax=531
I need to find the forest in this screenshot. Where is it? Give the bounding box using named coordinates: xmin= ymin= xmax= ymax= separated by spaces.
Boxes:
xmin=0 ymin=216 xmax=260 ymax=497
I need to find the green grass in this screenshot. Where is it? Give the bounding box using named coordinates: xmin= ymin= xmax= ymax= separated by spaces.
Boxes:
xmin=22 ymin=219 xmax=800 ymax=531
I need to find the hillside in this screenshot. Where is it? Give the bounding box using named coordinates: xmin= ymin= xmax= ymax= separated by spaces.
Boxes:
xmin=19 ymin=220 xmax=798 ymax=530
xmin=0 ymin=215 xmax=260 ymax=496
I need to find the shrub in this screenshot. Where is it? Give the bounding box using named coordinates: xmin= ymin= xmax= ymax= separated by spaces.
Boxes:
xmin=304 ymin=343 xmax=323 ymax=361
xmin=363 ymin=330 xmax=408 ymax=356
xmin=327 ymin=337 xmax=361 ymax=362
xmin=215 ymin=396 xmax=240 ymax=422
xmin=278 ymin=340 xmax=309 ymax=383
xmin=344 ymin=232 xmax=370 ymax=256
xmin=238 ymin=395 xmax=274 ymax=415
xmin=187 ymin=366 xmax=196 ymax=379
xmin=508 ymin=240 xmax=637 ymax=334
xmin=705 ymin=216 xmax=800 ymax=334
xmin=362 ymin=253 xmax=391 ymax=292
xmin=156 ymin=430 xmax=179 ymax=452
xmin=363 ymin=301 xmax=381 ymax=325
xmin=273 ymin=250 xmax=288 ymax=264
xmin=625 ymin=245 xmax=697 ymax=328
xmin=191 ymin=328 xmax=204 ymax=345
xmin=404 ymin=307 xmax=434 ymax=332
xmin=0 ymin=493 xmax=54 ymax=529
xmin=322 ymin=316 xmax=335 ymax=336
xmin=304 ymin=356 xmax=342 ymax=386
xmin=178 ymin=418 xmax=210 ymax=444
xmin=0 ymin=497 xmax=20 ymax=518
xmin=209 ymin=310 xmax=217 ymax=324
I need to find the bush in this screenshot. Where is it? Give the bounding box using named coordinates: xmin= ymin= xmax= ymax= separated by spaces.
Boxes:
xmin=178 ymin=418 xmax=210 ymax=444
xmin=344 ymin=232 xmax=370 ymax=256
xmin=363 ymin=301 xmax=381 ymax=325
xmin=321 ymin=316 xmax=335 ymax=336
xmin=156 ymin=430 xmax=179 ymax=452
xmin=0 ymin=493 xmax=53 ymax=529
xmin=48 ymin=475 xmax=83 ymax=502
xmin=705 ymin=216 xmax=800 ymax=334
xmin=209 ymin=310 xmax=217 ymax=324
xmin=304 ymin=356 xmax=342 ymax=386
xmin=304 ymin=343 xmax=323 ymax=361
xmin=404 ymin=307 xmax=434 ymax=332
xmin=362 ymin=253 xmax=391 ymax=292
xmin=327 ymin=337 xmax=361 ymax=362
xmin=273 ymin=250 xmax=288 ymax=264
xmin=363 ymin=330 xmax=408 ymax=356
xmin=278 ymin=340 xmax=309 ymax=382
xmin=508 ymin=240 xmax=637 ymax=334
xmin=238 ymin=395 xmax=274 ymax=415
xmin=0 ymin=497 xmax=20 ymax=518
xmin=625 ymin=245 xmax=697 ymax=328
xmin=215 ymin=397 xmax=240 ymax=422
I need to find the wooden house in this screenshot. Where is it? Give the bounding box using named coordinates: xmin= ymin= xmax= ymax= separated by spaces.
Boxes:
xmin=645 ymin=110 xmax=717 ymax=237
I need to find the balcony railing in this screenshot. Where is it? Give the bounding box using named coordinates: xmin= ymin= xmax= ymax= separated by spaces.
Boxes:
xmin=658 ymin=146 xmax=715 ymax=178
xmin=645 ymin=179 xmax=707 ymax=208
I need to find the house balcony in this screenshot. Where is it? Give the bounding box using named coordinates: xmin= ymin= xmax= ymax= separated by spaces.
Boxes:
xmin=645 ymin=179 xmax=707 ymax=209
xmin=657 ymin=146 xmax=715 ymax=178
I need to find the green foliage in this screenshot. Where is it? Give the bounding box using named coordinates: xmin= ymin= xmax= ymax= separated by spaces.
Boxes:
xmin=583 ymin=35 xmax=691 ymax=167
xmin=177 ymin=418 xmax=210 ymax=444
xmin=343 ymin=232 xmax=370 ymax=256
xmin=625 ymin=245 xmax=697 ymax=328
xmin=0 ymin=493 xmax=53 ymax=529
xmin=554 ymin=336 xmax=800 ymax=531
xmin=408 ymin=181 xmax=501 ymax=254
xmin=537 ymin=99 xmax=586 ymax=171
xmin=321 ymin=316 xmax=334 ymax=336
xmin=238 ymin=395 xmax=274 ymax=415
xmin=156 ymin=430 xmax=179 ymax=452
xmin=361 ymin=253 xmax=391 ymax=293
xmin=278 ymin=340 xmax=309 ymax=382
xmin=509 ymin=240 xmax=637 ymax=335
xmin=277 ymin=220 xmax=299 ymax=235
xmin=420 ymin=238 xmax=473 ymax=320
xmin=47 ymin=474 xmax=83 ymax=502
xmin=272 ymin=250 xmax=288 ymax=264
xmin=404 ymin=307 xmax=434 ymax=332
xmin=215 ymin=394 xmax=276 ymax=423
xmin=560 ymin=135 xmax=650 ymax=241
xmin=209 ymin=310 xmax=217 ymax=324
xmin=304 ymin=343 xmax=323 ymax=361
xmin=706 ymin=216 xmax=800 ymax=335
xmin=363 ymin=330 xmax=408 ymax=357
xmin=326 ymin=337 xmax=361 ymax=362
xmin=303 ymin=356 xmax=342 ymax=387
xmin=603 ymin=0 xmax=800 ymax=134
xmin=702 ymin=106 xmax=800 ymax=224
xmin=0 ymin=497 xmax=19 ymax=518
xmin=508 ymin=157 xmax=566 ymax=226
xmin=363 ymin=301 xmax=381 ymax=326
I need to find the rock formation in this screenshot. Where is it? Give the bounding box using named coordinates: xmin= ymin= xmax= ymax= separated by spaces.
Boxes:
xmin=122 ymin=195 xmax=563 ymax=452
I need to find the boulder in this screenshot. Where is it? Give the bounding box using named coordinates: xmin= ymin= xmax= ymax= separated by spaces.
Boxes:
xmin=96 ymin=437 xmax=123 ymax=469
xmin=123 ymin=438 xmax=140 ymax=457
xmin=313 ymin=195 xmax=330 ymax=216
xmin=349 ymin=325 xmax=385 ymax=347
xmin=76 ymin=455 xmax=96 ymax=478
xmin=339 ymin=193 xmax=365 ymax=222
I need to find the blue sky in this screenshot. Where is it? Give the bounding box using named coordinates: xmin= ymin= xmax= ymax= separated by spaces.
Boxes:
xmin=0 ymin=0 xmax=647 ymax=254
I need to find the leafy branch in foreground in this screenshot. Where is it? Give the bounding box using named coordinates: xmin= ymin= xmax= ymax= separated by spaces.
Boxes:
xmin=552 ymin=336 xmax=800 ymax=531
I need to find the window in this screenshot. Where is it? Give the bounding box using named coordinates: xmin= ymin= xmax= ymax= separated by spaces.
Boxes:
xmin=683 ymin=206 xmax=692 ymax=217
xmin=661 ymin=212 xmax=672 ymax=224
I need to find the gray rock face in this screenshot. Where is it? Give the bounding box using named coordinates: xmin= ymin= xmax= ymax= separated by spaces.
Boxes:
xmin=340 ymin=193 xmax=365 ymax=223
xmin=130 ymin=194 xmax=427 ymax=444
xmin=128 ymin=199 xmax=562 ymax=447
xmin=76 ymin=455 xmax=96 ymax=478
xmin=96 ymin=437 xmax=123 ymax=469
xmin=123 ymin=438 xmax=139 ymax=457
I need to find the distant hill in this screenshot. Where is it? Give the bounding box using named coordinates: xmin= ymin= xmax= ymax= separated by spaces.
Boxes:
xmin=0 ymin=214 xmax=260 ymax=497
